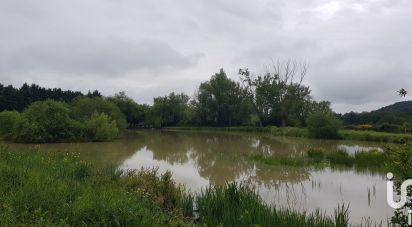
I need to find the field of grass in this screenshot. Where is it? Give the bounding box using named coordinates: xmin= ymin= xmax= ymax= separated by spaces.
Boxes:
xmin=165 ymin=126 xmax=412 ymax=143
xmin=0 ymin=146 xmax=359 ymax=226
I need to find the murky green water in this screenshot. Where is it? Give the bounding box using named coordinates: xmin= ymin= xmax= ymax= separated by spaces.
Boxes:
xmin=1 ymin=130 xmax=393 ymax=224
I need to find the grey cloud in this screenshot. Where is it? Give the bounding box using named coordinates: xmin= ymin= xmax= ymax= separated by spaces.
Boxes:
xmin=1 ymin=0 xmax=412 ymax=113
xmin=0 ymin=39 xmax=203 ymax=76
xmin=235 ymin=0 xmax=412 ymax=112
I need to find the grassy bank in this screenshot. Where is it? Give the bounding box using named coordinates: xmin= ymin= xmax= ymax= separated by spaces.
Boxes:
xmin=165 ymin=126 xmax=412 ymax=143
xmin=0 ymin=146 xmax=356 ymax=226
xmin=339 ymin=130 xmax=412 ymax=143
xmin=0 ymin=147 xmax=188 ymax=226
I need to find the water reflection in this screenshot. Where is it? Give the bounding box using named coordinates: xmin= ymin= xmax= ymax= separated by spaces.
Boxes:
xmin=0 ymin=130 xmax=393 ymax=225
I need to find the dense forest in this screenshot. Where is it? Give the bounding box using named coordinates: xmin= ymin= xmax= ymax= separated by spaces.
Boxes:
xmin=0 ymin=63 xmax=411 ymax=142
xmin=0 ymin=83 xmax=101 ymax=111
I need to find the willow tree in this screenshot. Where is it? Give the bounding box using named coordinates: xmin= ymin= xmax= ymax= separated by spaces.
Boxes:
xmin=239 ymin=60 xmax=324 ymax=126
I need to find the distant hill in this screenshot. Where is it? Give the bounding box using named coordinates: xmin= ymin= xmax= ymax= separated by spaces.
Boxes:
xmin=340 ymin=100 xmax=412 ymax=129
xmin=375 ymin=101 xmax=412 ymax=113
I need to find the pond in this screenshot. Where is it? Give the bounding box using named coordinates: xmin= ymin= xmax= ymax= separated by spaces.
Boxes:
xmin=1 ymin=130 xmax=394 ymax=225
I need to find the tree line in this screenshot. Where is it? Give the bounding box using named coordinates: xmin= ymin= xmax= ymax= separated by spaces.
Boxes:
xmin=0 ymin=61 xmax=343 ymax=142
xmin=130 ymin=62 xmax=335 ymax=129
xmin=0 ymin=83 xmax=101 ymax=112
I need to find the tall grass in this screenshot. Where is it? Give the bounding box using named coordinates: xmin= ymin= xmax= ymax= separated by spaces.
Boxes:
xmin=307 ymin=148 xmax=326 ymax=163
xmin=305 ymin=148 xmax=387 ymax=172
xmin=0 ymin=146 xmax=189 ymax=226
xmin=183 ymin=182 xmax=350 ymax=227
xmin=249 ymin=154 xmax=310 ymax=167
xmin=247 ymin=147 xmax=387 ymax=173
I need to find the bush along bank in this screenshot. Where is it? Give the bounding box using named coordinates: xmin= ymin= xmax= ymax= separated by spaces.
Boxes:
xmin=0 ymin=98 xmax=125 ymax=143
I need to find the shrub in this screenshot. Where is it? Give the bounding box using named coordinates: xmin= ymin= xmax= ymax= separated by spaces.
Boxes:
xmin=306 ymin=112 xmax=342 ymax=139
xmin=385 ymin=144 xmax=412 ymax=225
xmin=0 ymin=111 xmax=21 ymax=139
xmin=86 ymin=112 xmax=119 ymax=141
xmin=374 ymin=122 xmax=399 ymax=133
xmin=13 ymin=100 xmax=84 ymax=143
xmin=71 ymin=97 xmax=127 ymax=131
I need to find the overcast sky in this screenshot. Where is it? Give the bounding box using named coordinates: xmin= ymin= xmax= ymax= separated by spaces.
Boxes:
xmin=1 ymin=0 xmax=411 ymax=113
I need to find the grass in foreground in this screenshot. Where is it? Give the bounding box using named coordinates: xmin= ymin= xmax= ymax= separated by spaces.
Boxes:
xmin=0 ymin=146 xmax=358 ymax=226
xmin=0 ymin=146 xmax=188 ymax=226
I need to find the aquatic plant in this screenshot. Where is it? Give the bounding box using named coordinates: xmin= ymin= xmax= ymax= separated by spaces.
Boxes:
xmin=183 ymin=182 xmax=350 ymax=227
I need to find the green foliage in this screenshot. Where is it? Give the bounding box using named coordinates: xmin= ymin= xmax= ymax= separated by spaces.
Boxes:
xmin=152 ymin=92 xmax=190 ymax=127
xmin=184 ymin=182 xmax=350 ymax=227
xmin=13 ymin=100 xmax=84 ymax=143
xmin=108 ymin=92 xmax=148 ymax=128
xmin=0 ymin=82 xmax=101 ymax=112
xmin=0 ymin=147 xmax=189 ymax=226
xmin=249 ymin=154 xmax=308 ymax=167
xmin=249 ymin=147 xmax=388 ymax=173
xmin=325 ymin=150 xmax=353 ymax=166
xmin=307 ymin=112 xmax=342 ymax=139
xmin=0 ymin=146 xmax=358 ymax=226
xmin=239 ymin=64 xmax=330 ymax=127
xmin=167 ymin=126 xmax=412 ymax=144
xmin=307 ymin=148 xmax=325 ymax=163
xmin=0 ymin=111 xmax=21 ymax=139
xmin=120 ymin=169 xmax=182 ymax=211
xmin=269 ymin=126 xmax=308 ymax=137
xmin=385 ymin=143 xmax=412 ymax=180
xmin=71 ymin=96 xmax=127 ymax=131
xmin=4 ymin=100 xmax=124 ymax=143
xmin=193 ymin=69 xmax=253 ymax=126
xmin=384 ymin=144 xmax=412 ymax=225
xmin=340 ymin=101 xmax=412 ymax=132
xmin=340 ymin=129 xmax=412 ymax=143
xmin=86 ymin=112 xmax=119 ymax=141
xmin=145 ymin=113 xmax=162 ymax=128
xmin=323 ymin=149 xmax=385 ymax=171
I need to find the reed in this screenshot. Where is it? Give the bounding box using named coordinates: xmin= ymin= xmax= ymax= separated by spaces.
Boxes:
xmin=249 ymin=154 xmax=309 ymax=167
xmin=183 ymin=182 xmax=350 ymax=227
